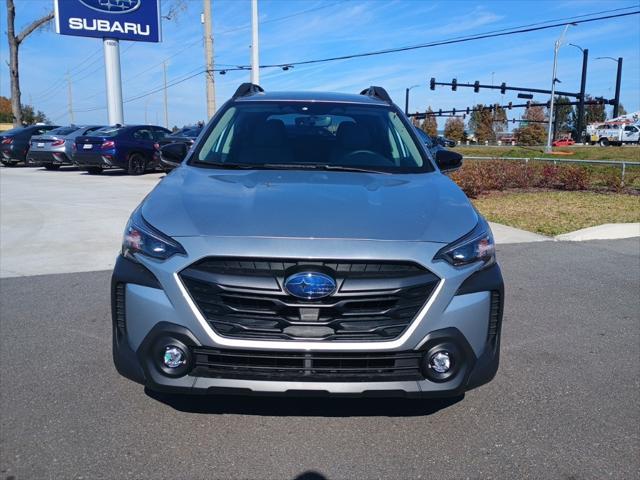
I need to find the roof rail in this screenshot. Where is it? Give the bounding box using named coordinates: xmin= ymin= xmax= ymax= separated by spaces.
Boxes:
xmin=232 ymin=83 xmax=265 ymax=99
xmin=359 ymin=86 xmax=392 ymax=104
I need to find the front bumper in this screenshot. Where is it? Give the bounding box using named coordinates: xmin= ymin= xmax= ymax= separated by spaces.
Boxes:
xmin=111 ymin=237 xmax=504 ymax=397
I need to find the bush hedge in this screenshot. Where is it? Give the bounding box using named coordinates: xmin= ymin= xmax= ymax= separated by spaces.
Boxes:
xmin=450 ymin=160 xmax=639 ymax=197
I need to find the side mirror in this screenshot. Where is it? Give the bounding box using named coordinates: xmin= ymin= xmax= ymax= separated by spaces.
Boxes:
xmin=435 ymin=150 xmax=463 ymax=173
xmin=160 ymin=142 xmax=188 ymax=170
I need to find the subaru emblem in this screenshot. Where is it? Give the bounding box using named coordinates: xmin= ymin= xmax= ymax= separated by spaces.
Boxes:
xmin=284 ymin=272 xmax=336 ymax=300
xmin=79 ymin=0 xmax=141 ymax=14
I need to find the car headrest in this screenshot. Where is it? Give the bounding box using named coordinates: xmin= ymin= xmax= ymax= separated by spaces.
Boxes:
xmin=336 ymin=122 xmax=372 ymax=150
xmin=251 ymin=119 xmax=287 ymax=147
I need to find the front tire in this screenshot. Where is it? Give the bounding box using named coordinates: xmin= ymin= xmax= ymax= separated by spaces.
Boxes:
xmin=87 ymin=166 xmax=103 ymax=175
xmin=127 ymin=154 xmax=146 ymax=175
xmin=598 ymin=138 xmax=609 ymax=147
xmin=43 ymin=164 xmax=61 ymax=171
xmin=1 ymin=160 xmax=17 ymax=167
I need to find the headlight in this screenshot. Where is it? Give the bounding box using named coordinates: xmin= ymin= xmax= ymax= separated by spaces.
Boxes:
xmin=122 ymin=207 xmax=185 ymax=261
xmin=435 ymin=216 xmax=495 ymax=267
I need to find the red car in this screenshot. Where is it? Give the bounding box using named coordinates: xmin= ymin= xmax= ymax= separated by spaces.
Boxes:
xmin=552 ymin=137 xmax=575 ymax=147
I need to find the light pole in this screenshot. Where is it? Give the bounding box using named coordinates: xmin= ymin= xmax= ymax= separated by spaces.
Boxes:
xmin=596 ymin=56 xmax=623 ymax=118
xmin=545 ymin=23 xmax=575 ymax=153
xmin=404 ymin=84 xmax=420 ymax=116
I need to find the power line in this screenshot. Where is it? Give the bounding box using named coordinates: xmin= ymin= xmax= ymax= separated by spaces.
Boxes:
xmin=254 ymin=9 xmax=640 ymax=69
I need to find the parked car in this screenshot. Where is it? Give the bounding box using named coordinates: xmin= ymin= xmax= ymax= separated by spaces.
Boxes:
xmin=0 ymin=124 xmax=59 ymax=166
xmin=435 ymin=135 xmax=456 ymax=147
xmin=27 ymin=125 xmax=104 ymax=170
xmin=156 ymin=124 xmax=204 ymax=171
xmin=552 ymin=137 xmax=575 ymax=147
xmin=414 ymin=128 xmax=448 ymax=157
xmin=113 ymin=83 xmax=503 ymax=399
xmin=74 ymin=124 xmax=171 ymax=175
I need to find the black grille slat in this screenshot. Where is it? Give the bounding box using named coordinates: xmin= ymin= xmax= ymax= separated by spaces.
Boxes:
xmin=180 ymin=257 xmax=438 ymax=342
xmin=192 ymin=347 xmax=423 ymax=382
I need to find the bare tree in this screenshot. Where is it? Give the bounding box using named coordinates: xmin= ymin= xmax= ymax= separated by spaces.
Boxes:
xmin=6 ymin=0 xmax=53 ymax=126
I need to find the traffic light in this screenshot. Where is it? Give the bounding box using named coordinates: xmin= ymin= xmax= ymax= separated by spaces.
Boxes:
xmin=452 ymin=108 xmax=456 ymax=115
xmin=508 ymin=102 xmax=513 ymax=109
xmin=526 ymin=101 xmax=531 ymax=108
xmin=474 ymin=81 xmax=480 ymax=93
xmin=430 ymin=77 xmax=436 ymax=90
xmin=451 ymin=78 xmax=457 ymax=91
xmin=438 ymin=109 xmax=442 ymax=116
xmin=500 ymin=82 xmax=506 ymax=94
xmin=466 ymin=107 xmax=470 ymax=114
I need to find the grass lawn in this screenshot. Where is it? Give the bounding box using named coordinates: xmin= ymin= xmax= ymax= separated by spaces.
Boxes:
xmin=473 ymin=190 xmax=640 ymax=236
xmin=453 ymin=145 xmax=640 ymax=162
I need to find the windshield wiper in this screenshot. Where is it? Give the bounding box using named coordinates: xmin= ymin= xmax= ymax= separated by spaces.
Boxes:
xmin=192 ymin=161 xmax=256 ymax=169
xmin=318 ymin=164 xmax=391 ymax=175
xmin=262 ymin=163 xmax=390 ymax=174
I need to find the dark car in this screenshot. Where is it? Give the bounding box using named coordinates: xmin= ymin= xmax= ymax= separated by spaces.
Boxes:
xmin=156 ymin=125 xmax=204 ymax=171
xmin=27 ymin=125 xmax=104 ymax=170
xmin=0 ymin=124 xmax=60 ymax=166
xmin=73 ymin=124 xmax=171 ymax=175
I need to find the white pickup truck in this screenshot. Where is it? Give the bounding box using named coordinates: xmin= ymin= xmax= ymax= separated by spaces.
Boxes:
xmin=587 ymin=123 xmax=640 ymax=146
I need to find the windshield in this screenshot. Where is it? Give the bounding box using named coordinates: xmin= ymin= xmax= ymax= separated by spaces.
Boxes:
xmin=94 ymin=126 xmax=125 ymax=137
xmin=49 ymin=126 xmax=78 ymax=136
xmin=191 ymin=102 xmax=433 ymax=173
xmin=172 ymin=126 xmax=202 ymax=137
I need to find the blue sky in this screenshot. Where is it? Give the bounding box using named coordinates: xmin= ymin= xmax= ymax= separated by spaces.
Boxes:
xmin=2 ymin=0 xmax=639 ymax=128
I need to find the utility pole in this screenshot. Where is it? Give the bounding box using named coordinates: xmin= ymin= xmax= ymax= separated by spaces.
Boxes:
xmin=163 ymin=61 xmax=169 ymax=128
xmin=250 ymin=0 xmax=259 ymax=84
xmin=202 ymin=0 xmax=216 ymax=117
xmin=569 ymin=44 xmax=588 ymax=143
xmin=546 ymin=24 xmax=574 ymax=153
xmin=613 ymin=57 xmax=622 ymax=118
xmin=66 ymin=70 xmax=74 ymax=124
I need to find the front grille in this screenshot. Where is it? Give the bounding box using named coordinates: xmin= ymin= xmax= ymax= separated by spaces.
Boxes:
xmin=191 ymin=347 xmax=424 ymax=382
xmin=180 ymin=257 xmax=439 ymax=341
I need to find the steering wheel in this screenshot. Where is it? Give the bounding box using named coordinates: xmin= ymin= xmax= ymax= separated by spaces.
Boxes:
xmin=343 ymin=150 xmax=395 ymax=166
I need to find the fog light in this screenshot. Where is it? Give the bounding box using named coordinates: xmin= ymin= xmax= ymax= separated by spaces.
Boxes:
xmin=429 ymin=351 xmax=451 ymax=373
xmin=163 ymin=346 xmax=186 ymax=368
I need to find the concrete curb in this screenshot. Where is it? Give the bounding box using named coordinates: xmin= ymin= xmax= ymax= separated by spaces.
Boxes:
xmin=555 ymin=223 xmax=640 ymax=241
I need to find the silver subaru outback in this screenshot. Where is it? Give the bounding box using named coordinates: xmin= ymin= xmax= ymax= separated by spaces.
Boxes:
xmin=112 ymin=84 xmax=504 ymax=398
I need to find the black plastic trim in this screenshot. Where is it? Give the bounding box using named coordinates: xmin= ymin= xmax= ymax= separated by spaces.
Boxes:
xmin=455 ymin=263 xmax=504 ymax=296
xmin=112 ymin=254 xmax=161 ymax=290
xmin=359 ymin=86 xmax=392 ymax=104
xmin=232 ymin=82 xmax=264 ymax=99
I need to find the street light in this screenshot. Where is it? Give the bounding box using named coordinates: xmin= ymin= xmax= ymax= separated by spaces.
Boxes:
xmin=405 ymin=84 xmax=420 ymax=116
xmin=545 ymin=23 xmax=576 ymax=153
xmin=596 ymin=56 xmax=623 ymax=118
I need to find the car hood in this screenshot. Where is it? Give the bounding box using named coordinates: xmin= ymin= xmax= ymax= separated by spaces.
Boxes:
xmin=141 ymin=167 xmax=478 ymax=243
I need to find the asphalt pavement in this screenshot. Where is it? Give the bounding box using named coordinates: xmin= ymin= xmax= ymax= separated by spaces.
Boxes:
xmin=1 ymin=238 xmax=638 ymax=479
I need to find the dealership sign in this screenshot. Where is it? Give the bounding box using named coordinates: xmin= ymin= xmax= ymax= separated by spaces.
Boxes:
xmin=54 ymin=0 xmax=161 ymax=42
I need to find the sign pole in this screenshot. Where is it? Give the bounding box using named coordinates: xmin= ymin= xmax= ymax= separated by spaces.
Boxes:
xmin=250 ymin=0 xmax=259 ymax=85
xmin=103 ymin=38 xmax=124 ymax=125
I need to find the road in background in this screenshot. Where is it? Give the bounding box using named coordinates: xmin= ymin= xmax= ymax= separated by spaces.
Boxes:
xmin=1 ymin=239 xmax=638 ymax=479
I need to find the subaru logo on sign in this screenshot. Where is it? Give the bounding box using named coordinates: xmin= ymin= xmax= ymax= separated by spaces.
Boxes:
xmin=79 ymin=0 xmax=141 ymax=14
xmin=284 ymin=272 xmax=336 ymax=300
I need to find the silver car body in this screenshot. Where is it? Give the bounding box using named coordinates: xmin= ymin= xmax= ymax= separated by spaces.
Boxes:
xmin=112 ymin=88 xmax=503 ymax=397
xmin=28 ymin=125 xmax=103 ymax=166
